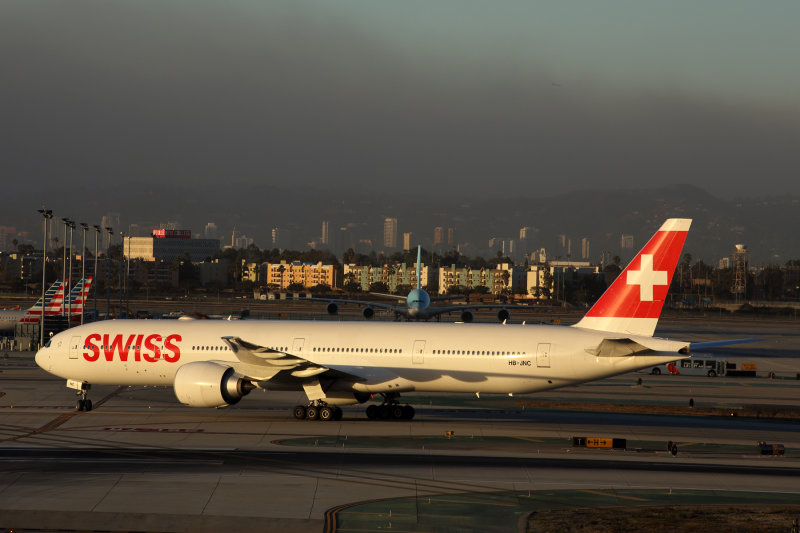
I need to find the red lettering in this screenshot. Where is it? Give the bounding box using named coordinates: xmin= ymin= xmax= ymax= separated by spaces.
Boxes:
xmin=143 ymin=334 xmax=162 ymax=362
xmin=163 ymin=334 xmax=181 ymax=363
xmin=83 ymin=333 xmax=101 ymax=362
xmin=83 ymin=333 xmax=182 ymax=363
xmin=103 ymin=334 xmax=135 ymax=362
xmin=134 ymin=334 xmax=144 ymax=362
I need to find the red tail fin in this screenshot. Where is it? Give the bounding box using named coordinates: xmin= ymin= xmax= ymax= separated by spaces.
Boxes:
xmin=573 ymin=219 xmax=691 ymax=337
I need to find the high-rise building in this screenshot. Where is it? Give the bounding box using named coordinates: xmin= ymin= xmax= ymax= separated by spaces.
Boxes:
xmin=321 ymin=221 xmax=329 ymax=245
xmin=581 ymin=238 xmax=590 ymax=260
xmin=100 ymin=213 xmax=120 ymax=249
xmin=204 ymin=222 xmax=218 ymax=240
xmin=447 ymin=227 xmax=455 ymax=246
xmin=620 ymin=234 xmax=634 ymax=250
xmin=125 ymin=229 xmax=220 ymax=262
xmin=433 ymin=227 xmax=444 ymax=246
xmin=402 ymin=232 xmax=413 ymax=251
xmin=0 ymin=226 xmax=16 ymax=251
xmin=383 ymin=218 xmax=398 ymax=249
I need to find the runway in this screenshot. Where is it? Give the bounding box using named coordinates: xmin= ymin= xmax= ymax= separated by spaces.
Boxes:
xmin=1 ymin=316 xmax=799 ymax=532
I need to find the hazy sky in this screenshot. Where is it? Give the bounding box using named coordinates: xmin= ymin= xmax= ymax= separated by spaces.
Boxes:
xmin=2 ymin=1 xmax=799 ymax=199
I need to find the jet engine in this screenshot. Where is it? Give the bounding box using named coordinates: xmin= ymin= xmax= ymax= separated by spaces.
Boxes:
xmin=460 ymin=310 xmax=474 ymax=322
xmin=497 ymin=308 xmax=510 ymax=322
xmin=362 ymin=306 xmax=375 ymax=319
xmin=326 ymin=302 xmax=338 ymax=315
xmin=174 ymin=361 xmax=254 ymax=408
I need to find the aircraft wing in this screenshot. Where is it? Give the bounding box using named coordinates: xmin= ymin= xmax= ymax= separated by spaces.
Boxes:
xmin=221 ymin=336 xmax=369 ymax=382
xmin=303 ymin=296 xmax=407 ymax=316
xmin=424 ymin=303 xmax=543 ymax=317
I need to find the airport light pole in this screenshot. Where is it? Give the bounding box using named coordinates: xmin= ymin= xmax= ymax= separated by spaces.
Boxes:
xmin=61 ymin=218 xmax=70 ymax=316
xmin=119 ymin=231 xmax=125 ymax=317
xmin=38 ymin=208 xmax=53 ymax=348
xmin=93 ymin=225 xmax=100 ymax=318
xmin=80 ymin=223 xmax=88 ymax=325
xmin=125 ymin=232 xmax=131 ymax=314
xmin=105 ymin=227 xmax=113 ymax=319
xmin=66 ymin=220 xmax=75 ymax=324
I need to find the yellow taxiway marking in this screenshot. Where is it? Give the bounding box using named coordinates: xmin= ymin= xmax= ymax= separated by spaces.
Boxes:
xmin=515 ymin=436 xmax=544 ymax=443
xmin=580 ymin=489 xmax=650 ymax=502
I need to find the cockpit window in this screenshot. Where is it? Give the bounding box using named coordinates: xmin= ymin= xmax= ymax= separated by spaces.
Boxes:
xmin=44 ymin=340 xmax=52 ymax=348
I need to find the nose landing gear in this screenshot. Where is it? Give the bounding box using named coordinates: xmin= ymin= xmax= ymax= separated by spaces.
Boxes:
xmin=67 ymin=380 xmax=92 ymax=412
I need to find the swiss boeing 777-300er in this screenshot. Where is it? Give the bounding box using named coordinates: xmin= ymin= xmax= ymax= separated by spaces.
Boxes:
xmin=313 ymin=246 xmax=526 ymax=322
xmin=35 ymin=219 xmax=753 ymax=420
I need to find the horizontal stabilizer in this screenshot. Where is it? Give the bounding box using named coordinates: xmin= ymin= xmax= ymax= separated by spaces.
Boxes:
xmin=592 ymin=338 xmax=653 ymax=357
xmin=689 ymin=338 xmax=763 ymax=350
xmin=589 ymin=336 xmax=690 ymax=357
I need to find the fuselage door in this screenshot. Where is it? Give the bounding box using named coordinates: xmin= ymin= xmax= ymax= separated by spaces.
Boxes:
xmin=412 ymin=340 xmax=425 ymax=364
xmin=69 ymin=336 xmax=81 ymax=360
xmin=292 ymin=338 xmax=305 ymax=355
xmin=536 ymin=343 xmax=551 ymax=368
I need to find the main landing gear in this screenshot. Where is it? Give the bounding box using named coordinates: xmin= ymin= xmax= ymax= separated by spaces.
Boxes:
xmin=365 ymin=393 xmax=415 ymax=421
xmin=293 ymin=402 xmax=343 ymax=422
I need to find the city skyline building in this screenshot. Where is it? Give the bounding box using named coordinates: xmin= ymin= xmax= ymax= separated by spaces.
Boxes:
xmin=321 ymin=220 xmax=329 ymax=245
xmin=383 ymin=218 xmax=398 ymax=249
xmin=100 ymin=213 xmax=120 ymax=249
xmin=403 ymin=232 xmax=413 ymax=251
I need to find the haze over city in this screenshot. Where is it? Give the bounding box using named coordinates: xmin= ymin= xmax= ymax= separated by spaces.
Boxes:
xmin=2 ymin=2 xmax=799 ymax=262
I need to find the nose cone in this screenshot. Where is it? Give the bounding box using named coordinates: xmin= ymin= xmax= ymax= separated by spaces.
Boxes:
xmin=406 ymin=289 xmax=431 ymax=310
xmin=35 ymin=347 xmax=50 ymax=371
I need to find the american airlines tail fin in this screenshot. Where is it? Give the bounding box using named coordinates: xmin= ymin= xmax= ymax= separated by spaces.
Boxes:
xmin=66 ymin=276 xmax=93 ymax=317
xmin=573 ymin=218 xmax=691 ymax=337
xmin=20 ymin=279 xmax=66 ymax=323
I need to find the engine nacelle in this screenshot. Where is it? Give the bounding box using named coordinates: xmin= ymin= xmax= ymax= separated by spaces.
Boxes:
xmin=174 ymin=361 xmax=254 ymax=408
xmin=460 ymin=310 xmax=474 ymax=323
xmin=497 ymin=308 xmax=510 ymax=322
xmin=326 ymin=302 xmax=338 ymax=315
xmin=362 ymin=306 xmax=375 ymax=319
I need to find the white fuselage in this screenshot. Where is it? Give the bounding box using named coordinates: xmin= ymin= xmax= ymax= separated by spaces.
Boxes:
xmin=0 ymin=310 xmax=27 ymax=333
xmin=35 ymin=319 xmax=683 ymax=396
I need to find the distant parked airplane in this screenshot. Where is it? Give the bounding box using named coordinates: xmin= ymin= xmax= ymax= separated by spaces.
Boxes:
xmin=313 ymin=246 xmax=531 ymax=322
xmin=0 ymin=280 xmax=65 ymax=333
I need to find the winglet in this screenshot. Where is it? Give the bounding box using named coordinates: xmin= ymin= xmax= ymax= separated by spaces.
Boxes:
xmin=574 ymin=218 xmax=691 ymax=337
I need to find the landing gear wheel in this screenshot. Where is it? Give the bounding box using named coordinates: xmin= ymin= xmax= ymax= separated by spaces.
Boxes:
xmin=76 ymin=399 xmax=85 ymax=411
xmin=84 ymin=399 xmax=93 ymax=412
xmin=319 ymin=406 xmax=334 ymax=422
xmin=306 ymin=405 xmax=319 ymax=420
xmin=390 ymin=405 xmax=404 ymax=420
xmin=402 ymin=405 xmax=415 ymax=420
xmin=366 ymin=404 xmax=379 ymax=419
xmin=378 ymin=404 xmax=391 ymax=419
xmin=293 ymin=405 xmax=307 ymax=420
xmin=334 ymin=407 xmax=343 ymax=421
xmin=651 ymin=368 xmax=661 ymax=375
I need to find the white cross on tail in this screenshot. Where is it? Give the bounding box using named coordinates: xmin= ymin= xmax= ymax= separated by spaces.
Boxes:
xmin=626 ymin=254 xmax=668 ymax=301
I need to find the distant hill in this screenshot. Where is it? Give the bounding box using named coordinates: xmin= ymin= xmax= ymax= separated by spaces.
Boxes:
xmin=6 ymin=183 xmax=798 ymax=263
